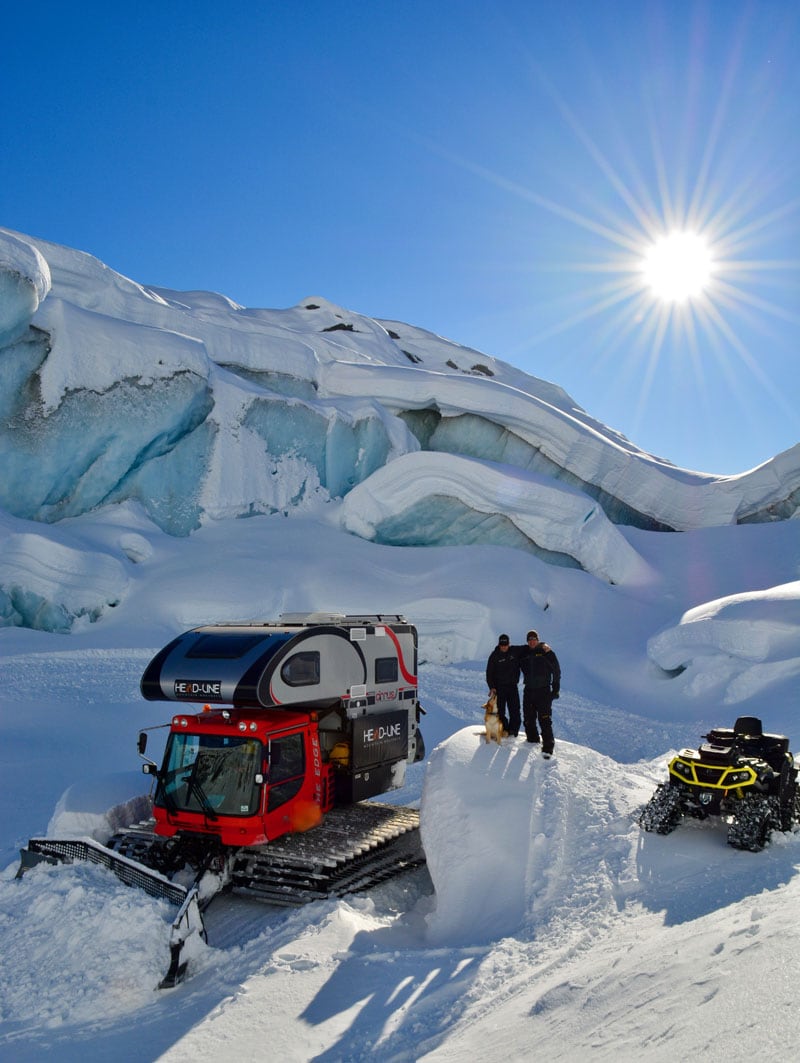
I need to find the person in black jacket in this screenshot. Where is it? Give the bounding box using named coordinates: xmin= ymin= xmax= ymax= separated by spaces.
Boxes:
xmin=485 ymin=633 xmax=522 ymax=737
xmin=516 ymin=630 xmax=561 ymax=756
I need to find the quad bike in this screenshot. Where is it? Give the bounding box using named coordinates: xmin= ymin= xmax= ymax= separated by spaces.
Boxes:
xmin=639 ymin=716 xmax=800 ymax=851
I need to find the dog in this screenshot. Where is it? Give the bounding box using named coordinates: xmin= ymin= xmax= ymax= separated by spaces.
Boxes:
xmin=482 ymin=691 xmax=506 ymax=745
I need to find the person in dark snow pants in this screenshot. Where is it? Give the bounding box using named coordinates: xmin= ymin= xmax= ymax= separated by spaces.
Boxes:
xmin=514 ymin=630 xmax=561 ymax=754
xmin=485 ymin=633 xmax=522 ymax=737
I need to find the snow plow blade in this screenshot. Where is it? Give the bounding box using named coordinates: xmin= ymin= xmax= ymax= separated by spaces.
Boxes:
xmin=16 ymin=837 xmax=205 ymax=989
xmin=159 ymin=884 xmax=207 ymax=989
xmin=17 ymin=836 xmax=188 ymax=905
xmin=16 ymin=803 xmax=424 ymax=988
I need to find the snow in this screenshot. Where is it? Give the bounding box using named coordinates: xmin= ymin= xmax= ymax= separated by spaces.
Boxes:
xmin=1 ymin=231 xmax=799 ymax=1061
xmin=339 ymin=450 xmax=652 ymax=585
xmin=648 ymin=582 xmax=800 ymax=703
xmin=0 ymin=230 xmax=50 ymax=346
xmin=0 ymin=520 xmax=128 ymax=630
xmin=46 ymin=774 xmax=152 ymax=843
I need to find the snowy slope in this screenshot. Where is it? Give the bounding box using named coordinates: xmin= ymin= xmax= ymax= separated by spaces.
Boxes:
xmin=2 ymin=655 xmax=800 ymax=1063
xmin=1 ymin=229 xmax=800 ymax=1061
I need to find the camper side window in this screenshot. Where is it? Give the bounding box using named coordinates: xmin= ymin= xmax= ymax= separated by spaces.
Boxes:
xmin=281 ymin=651 xmax=320 ymax=686
xmin=375 ymin=657 xmax=398 ymax=684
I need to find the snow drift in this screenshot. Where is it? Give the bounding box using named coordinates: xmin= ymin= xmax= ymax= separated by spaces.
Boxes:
xmin=421 ymin=729 xmax=648 ymax=945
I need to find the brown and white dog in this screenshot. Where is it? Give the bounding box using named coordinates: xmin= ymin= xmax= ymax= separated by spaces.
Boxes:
xmin=482 ymin=691 xmax=506 ymax=744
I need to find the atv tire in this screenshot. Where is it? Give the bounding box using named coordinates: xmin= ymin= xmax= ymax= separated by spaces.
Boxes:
xmin=727 ymin=794 xmax=779 ymax=852
xmin=639 ymin=783 xmax=683 ymax=835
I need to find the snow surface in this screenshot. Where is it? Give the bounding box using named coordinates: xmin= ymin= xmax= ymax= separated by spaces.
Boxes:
xmin=0 ymin=230 xmax=50 ymax=346
xmin=1 ymin=231 xmax=800 ymax=1061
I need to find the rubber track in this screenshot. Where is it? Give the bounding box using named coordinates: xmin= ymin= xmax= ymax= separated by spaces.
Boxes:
xmin=232 ymin=803 xmax=424 ymax=905
xmin=233 ymin=804 xmax=424 ymax=904
xmin=58 ymin=802 xmax=424 ymax=908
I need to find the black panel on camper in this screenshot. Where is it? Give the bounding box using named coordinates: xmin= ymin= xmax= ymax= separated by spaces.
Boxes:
xmin=140 ymin=626 xmax=294 ymax=705
xmin=351 ymin=711 xmax=408 ymax=769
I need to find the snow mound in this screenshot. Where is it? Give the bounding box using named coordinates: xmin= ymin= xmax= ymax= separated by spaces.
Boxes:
xmin=0 ymin=231 xmax=51 ymax=346
xmin=46 ymin=772 xmax=152 ymax=842
xmin=648 ymin=580 xmax=800 ymax=703
xmin=420 ymin=728 xmax=646 ymax=945
xmin=0 ymin=530 xmax=129 ymax=631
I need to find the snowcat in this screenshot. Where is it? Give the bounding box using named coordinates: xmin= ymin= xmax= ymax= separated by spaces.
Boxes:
xmin=639 ymin=716 xmax=799 ymax=850
xmin=18 ymin=613 xmax=427 ymax=986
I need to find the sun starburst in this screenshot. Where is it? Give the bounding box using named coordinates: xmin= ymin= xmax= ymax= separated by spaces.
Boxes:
xmin=641 ymin=231 xmax=714 ymax=304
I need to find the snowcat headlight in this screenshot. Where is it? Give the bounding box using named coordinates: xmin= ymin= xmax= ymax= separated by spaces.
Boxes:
xmin=173 ymin=716 xmax=189 ymax=728
xmin=672 ymin=761 xmax=693 ymax=780
xmin=238 ymin=722 xmax=247 ymax=731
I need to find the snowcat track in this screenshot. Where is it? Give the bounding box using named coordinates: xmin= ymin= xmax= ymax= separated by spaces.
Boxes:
xmin=108 ymin=802 xmax=423 ymax=905
xmin=233 ymin=804 xmax=424 ymax=904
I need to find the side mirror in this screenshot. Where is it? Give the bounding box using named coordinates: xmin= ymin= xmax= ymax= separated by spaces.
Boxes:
xmin=137 ymin=732 xmax=148 ymax=756
xmin=142 ymin=763 xmax=156 ymax=775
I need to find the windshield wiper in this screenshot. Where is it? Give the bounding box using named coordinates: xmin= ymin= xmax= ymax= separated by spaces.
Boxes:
xmin=187 ymin=761 xmax=219 ymax=821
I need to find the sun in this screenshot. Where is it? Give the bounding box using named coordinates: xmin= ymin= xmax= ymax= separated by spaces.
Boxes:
xmin=641 ymin=231 xmax=714 ymax=304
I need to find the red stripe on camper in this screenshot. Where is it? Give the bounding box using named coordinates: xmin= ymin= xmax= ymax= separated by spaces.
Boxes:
xmin=384 ymin=627 xmax=417 ymax=686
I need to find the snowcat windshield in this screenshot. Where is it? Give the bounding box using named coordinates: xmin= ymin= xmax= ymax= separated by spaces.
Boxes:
xmin=157 ymin=733 xmax=263 ymax=817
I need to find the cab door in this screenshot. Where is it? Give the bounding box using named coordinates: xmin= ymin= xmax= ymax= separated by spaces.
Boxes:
xmin=263 ymin=728 xmax=322 ymax=838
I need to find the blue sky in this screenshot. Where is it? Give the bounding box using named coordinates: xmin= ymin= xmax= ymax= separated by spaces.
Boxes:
xmin=3 ymin=0 xmax=798 ymax=474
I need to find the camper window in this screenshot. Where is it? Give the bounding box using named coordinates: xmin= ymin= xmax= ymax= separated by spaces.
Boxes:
xmin=186 ymin=633 xmax=266 ymax=659
xmin=375 ymin=657 xmax=398 ymax=684
xmin=281 ymin=651 xmax=320 ymax=686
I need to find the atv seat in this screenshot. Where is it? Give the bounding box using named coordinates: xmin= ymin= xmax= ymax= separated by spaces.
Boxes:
xmin=734 ymin=716 xmax=763 ymax=738
xmin=702 ymin=719 xmax=790 ymax=772
xmin=731 ymin=717 xmax=790 ymax=771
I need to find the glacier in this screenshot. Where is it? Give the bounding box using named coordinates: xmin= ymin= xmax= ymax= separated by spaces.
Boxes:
xmin=0 ymin=227 xmax=799 ymax=639
xmin=0 ymin=230 xmax=50 ymax=347
xmin=2 ymin=227 xmax=799 ymax=543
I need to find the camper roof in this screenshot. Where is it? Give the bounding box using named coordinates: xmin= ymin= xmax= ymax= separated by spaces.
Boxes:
xmin=278 ymin=613 xmax=409 ymax=627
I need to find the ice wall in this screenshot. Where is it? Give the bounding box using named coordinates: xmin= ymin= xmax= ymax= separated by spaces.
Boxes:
xmin=0 ymin=521 xmax=127 ymax=631
xmin=339 ymin=451 xmax=652 ymax=586
xmin=1 ymin=228 xmax=798 ymax=557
